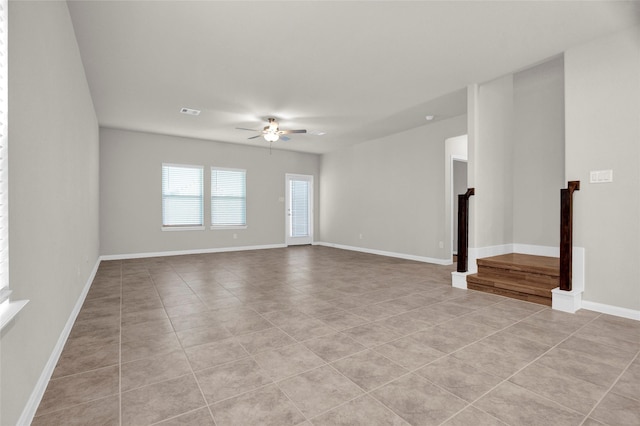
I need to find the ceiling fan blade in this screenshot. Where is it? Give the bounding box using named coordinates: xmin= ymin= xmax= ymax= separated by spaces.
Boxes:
xmin=236 ymin=127 xmax=259 ymax=132
xmin=279 ymin=129 xmax=307 ymax=135
xmin=280 ymin=135 xmax=290 ymax=142
xmin=248 ymin=135 xmax=263 ymax=140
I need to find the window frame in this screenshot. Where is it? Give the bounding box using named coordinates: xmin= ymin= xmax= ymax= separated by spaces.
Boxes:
xmin=210 ymin=166 xmax=247 ymax=230
xmin=161 ymin=163 xmax=205 ymax=231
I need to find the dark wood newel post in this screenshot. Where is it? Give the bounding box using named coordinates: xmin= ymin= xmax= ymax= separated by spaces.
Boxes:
xmin=560 ymin=181 xmax=580 ymax=291
xmin=457 ymin=188 xmax=475 ymax=273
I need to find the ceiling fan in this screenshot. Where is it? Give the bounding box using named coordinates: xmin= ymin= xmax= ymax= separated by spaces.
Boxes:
xmin=236 ymin=118 xmax=306 ymax=142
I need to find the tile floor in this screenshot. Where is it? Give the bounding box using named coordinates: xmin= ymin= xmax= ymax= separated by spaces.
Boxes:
xmin=33 ymin=246 xmax=640 ymax=425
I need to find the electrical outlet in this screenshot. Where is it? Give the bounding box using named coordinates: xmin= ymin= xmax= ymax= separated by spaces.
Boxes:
xmin=439 ymin=241 xmax=444 ymax=249
xmin=233 ymin=233 xmax=238 ymax=239
xmin=359 ymin=233 xmax=363 ymax=240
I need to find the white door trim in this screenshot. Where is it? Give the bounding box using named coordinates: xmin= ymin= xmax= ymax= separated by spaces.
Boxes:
xmin=285 ymin=173 xmax=314 ymax=246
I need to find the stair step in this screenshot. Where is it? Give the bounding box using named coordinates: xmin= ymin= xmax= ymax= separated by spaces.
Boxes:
xmin=467 ymin=277 xmax=552 ymax=306
xmin=477 ymin=253 xmax=559 ymax=277
xmin=467 ymin=253 xmax=559 ymax=307
xmin=467 ymin=274 xmax=553 ymax=298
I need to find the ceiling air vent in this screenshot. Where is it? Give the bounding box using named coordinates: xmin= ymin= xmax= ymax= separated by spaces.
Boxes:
xmin=180 ymin=107 xmax=201 ymax=116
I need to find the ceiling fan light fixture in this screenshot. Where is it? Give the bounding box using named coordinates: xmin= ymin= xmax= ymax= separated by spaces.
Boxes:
xmin=264 ymin=132 xmax=279 ymax=142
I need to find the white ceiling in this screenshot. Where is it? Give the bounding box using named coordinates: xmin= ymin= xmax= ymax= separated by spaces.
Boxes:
xmin=67 ymin=1 xmax=640 ymax=154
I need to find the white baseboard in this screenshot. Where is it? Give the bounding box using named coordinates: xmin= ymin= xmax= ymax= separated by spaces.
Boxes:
xmin=582 ymin=300 xmax=640 ymax=321
xmin=18 ymin=258 xmax=102 ymax=426
xmin=100 ymin=243 xmax=287 ymax=261
xmin=512 ymin=244 xmax=559 ymax=257
xmin=467 ymin=244 xmax=513 ymax=273
xmin=314 ymin=242 xmax=452 ymax=265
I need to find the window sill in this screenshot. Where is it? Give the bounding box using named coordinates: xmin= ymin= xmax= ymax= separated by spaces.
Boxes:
xmin=210 ymin=225 xmax=248 ymax=230
xmin=161 ymin=226 xmax=205 ymax=232
xmin=1 ymin=299 xmax=29 ymax=331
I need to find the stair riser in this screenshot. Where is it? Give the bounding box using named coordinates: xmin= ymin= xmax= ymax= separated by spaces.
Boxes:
xmin=467 ymin=275 xmax=552 ymax=298
xmin=468 ymin=282 xmax=551 ymax=306
xmin=476 ymin=259 xmax=559 ymax=277
xmin=477 ymin=265 xmax=558 ymax=288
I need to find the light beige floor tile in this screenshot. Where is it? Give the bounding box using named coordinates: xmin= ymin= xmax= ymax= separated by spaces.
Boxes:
xmin=331 ymin=350 xmax=407 ymax=391
xmin=32 ymin=395 xmax=119 ymax=426
xmin=253 ymin=343 xmax=325 ymax=381
xmin=371 ymin=373 xmax=467 ymax=426
xmin=341 ymin=323 xmax=403 ymax=348
xmin=536 ymin=347 xmax=625 ymax=388
xmin=176 ymin=325 xmax=233 ymax=348
xmin=121 ymin=332 xmax=182 ymax=363
xmin=51 ymin=340 xmax=119 ymax=379
xmin=311 ymin=395 xmax=408 ymax=425
xmin=303 ymin=332 xmax=367 ymax=362
xmin=416 ymin=356 xmax=503 ymax=402
xmin=36 ymin=365 xmax=120 ymax=416
xmin=185 ymin=337 xmax=249 ymax=371
xmin=194 ymin=358 xmax=272 ymax=404
xmin=155 ymin=407 xmax=215 ymax=425
xmin=235 ymin=327 xmax=297 ymax=354
xmin=509 ymin=362 xmax=608 ymax=414
xmin=278 ymin=365 xmax=363 ymax=418
xmin=121 ymin=349 xmax=192 ymax=391
xmin=121 ymin=374 xmax=206 ymax=425
xmin=591 ymin=392 xmax=640 ymax=426
xmin=373 ymin=335 xmax=446 ymax=370
xmin=441 ymin=406 xmax=507 ymax=426
xmin=612 ymin=358 xmax=640 ymax=401
xmin=210 ymin=384 xmax=305 ymax=426
xmin=318 ymin=311 xmax=368 ymax=330
xmin=474 ymin=382 xmax=585 ymax=426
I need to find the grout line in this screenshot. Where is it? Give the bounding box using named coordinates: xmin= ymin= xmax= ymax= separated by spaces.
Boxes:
xmin=441 ymin=311 xmax=605 ymax=425
xmin=580 ymin=349 xmax=640 ymax=425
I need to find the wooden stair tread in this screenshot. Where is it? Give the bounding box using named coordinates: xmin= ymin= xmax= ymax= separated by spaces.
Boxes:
xmin=467 ymin=274 xmax=554 ymax=298
xmin=476 ymin=253 xmax=559 ymax=277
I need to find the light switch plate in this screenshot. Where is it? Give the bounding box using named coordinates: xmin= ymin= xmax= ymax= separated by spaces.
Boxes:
xmin=590 ymin=169 xmax=613 ymax=183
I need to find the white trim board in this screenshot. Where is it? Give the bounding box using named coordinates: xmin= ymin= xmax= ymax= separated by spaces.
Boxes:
xmin=314 ymin=242 xmax=452 ymax=265
xmin=18 ymin=258 xmax=101 ymax=426
xmin=582 ymin=300 xmax=640 ymax=321
xmin=100 ymin=243 xmax=287 ymax=261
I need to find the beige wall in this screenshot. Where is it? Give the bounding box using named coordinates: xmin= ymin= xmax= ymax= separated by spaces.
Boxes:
xmin=565 ymin=26 xmax=640 ymax=311
xmin=470 ymin=57 xmax=565 ymax=251
xmin=100 ymin=128 xmax=320 ymax=256
xmin=512 ymin=57 xmax=565 ymax=247
xmin=3 ymin=2 xmax=100 ymax=424
xmin=471 ymin=74 xmax=515 ymax=248
xmin=319 ymin=115 xmax=467 ymax=261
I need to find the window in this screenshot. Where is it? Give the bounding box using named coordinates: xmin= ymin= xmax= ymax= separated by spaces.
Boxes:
xmin=211 ymin=167 xmax=246 ymax=228
xmin=290 ymin=179 xmax=310 ymax=237
xmin=0 ymin=0 xmax=27 ymax=330
xmin=161 ymin=164 xmax=204 ymax=230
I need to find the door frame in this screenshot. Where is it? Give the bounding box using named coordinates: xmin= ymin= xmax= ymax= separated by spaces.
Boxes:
xmin=285 ymin=173 xmax=314 ymax=246
xmin=450 ymin=156 xmax=468 ymax=257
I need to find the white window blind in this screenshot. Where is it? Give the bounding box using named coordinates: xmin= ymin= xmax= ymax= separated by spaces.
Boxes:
xmin=161 ymin=164 xmax=204 ymax=228
xmin=0 ymin=0 xmax=8 ymax=301
xmin=211 ymin=168 xmax=246 ymax=227
xmin=290 ymin=180 xmax=309 ymax=237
